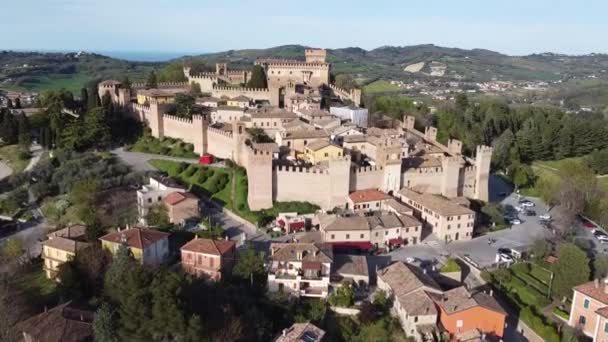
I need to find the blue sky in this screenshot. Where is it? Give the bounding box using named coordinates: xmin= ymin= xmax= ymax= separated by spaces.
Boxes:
xmin=1 ymin=0 xmax=606 ymax=55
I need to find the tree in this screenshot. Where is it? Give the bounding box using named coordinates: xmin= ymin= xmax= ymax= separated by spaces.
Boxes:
xmin=246 ymin=65 xmax=267 ymax=89
xmin=146 ymin=71 xmax=158 ymax=88
xmin=145 ymin=205 xmax=172 ymax=231
xmin=104 ymin=244 xmax=135 ymax=302
xmin=328 ymin=281 xmax=355 ymax=307
xmin=120 ymin=75 xmax=132 ymax=90
xmin=190 ymin=82 xmax=202 ymax=97
xmin=80 ymin=88 xmax=89 ymax=112
xmin=531 ymin=239 xmax=552 ymax=260
xmin=594 ymin=254 xmax=608 ymax=279
xmin=1 ymin=238 xmax=23 ymax=261
xmin=455 ymin=93 xmax=469 ymax=113
xmin=233 ymin=244 xmax=266 ymax=288
xmin=93 ymin=303 xmax=120 ymax=342
xmin=334 ymin=74 xmax=356 ymax=90
xmin=13 ymin=98 xmax=21 ymax=109
xmin=17 ymin=114 xmax=31 ymax=149
xmin=552 ymin=243 xmax=590 ymax=299
xmin=69 ymin=179 xmax=101 ymax=236
xmin=491 ymin=129 xmax=514 ymax=170
xmin=556 ymin=161 xmax=599 ymax=230
xmin=84 ymin=107 xmax=111 ymax=148
xmin=509 ymin=163 xmax=536 ymax=189
xmin=172 ymin=93 xmax=196 ymax=118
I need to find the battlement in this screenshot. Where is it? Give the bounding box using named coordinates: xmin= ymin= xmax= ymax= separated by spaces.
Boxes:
xmin=274 ymin=164 xmax=329 ymax=175
xmin=188 ymin=72 xmax=219 ymax=80
xmin=132 ymin=81 xmax=189 ymax=90
xmin=260 ymin=60 xmax=330 ymax=68
xmin=442 ymin=156 xmax=462 ymax=165
xmin=329 ymin=84 xmax=363 ymax=107
xmin=476 ymin=145 xmax=493 ymax=155
xmin=207 ymin=125 xmax=233 ymax=138
xmin=191 ymin=114 xmax=207 ymax=122
xmin=132 ymin=102 xmax=151 ymax=111
xmin=212 ymin=86 xmax=270 ymax=93
xmin=464 ymin=165 xmax=476 ymax=173
xmin=305 ymin=48 xmax=327 ymax=63
xmin=351 ymin=165 xmax=384 ymax=173
xmin=163 ymin=114 xmax=193 ymax=124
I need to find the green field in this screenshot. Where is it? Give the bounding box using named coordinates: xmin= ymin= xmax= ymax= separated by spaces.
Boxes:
xmin=522 ymin=157 xmax=608 ymax=195
xmin=3 ymin=73 xmax=95 ymax=94
xmin=363 ymin=80 xmax=401 ymax=93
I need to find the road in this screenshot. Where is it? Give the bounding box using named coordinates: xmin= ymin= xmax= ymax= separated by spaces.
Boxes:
xmin=112 ymin=147 xmax=200 ymax=172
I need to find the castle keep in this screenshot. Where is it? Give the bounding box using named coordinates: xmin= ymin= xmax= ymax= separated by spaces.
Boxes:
xmin=98 ymin=48 xmax=491 ymax=216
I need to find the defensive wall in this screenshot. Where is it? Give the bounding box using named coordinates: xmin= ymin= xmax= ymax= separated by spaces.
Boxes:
xmin=329 ymin=84 xmax=362 ymax=107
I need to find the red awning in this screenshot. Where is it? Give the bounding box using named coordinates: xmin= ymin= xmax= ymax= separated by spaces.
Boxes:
xmin=330 ymin=241 xmax=374 ymax=250
xmin=277 ymin=219 xmax=285 ymax=227
xmin=288 ymin=221 xmax=305 ymax=230
xmin=388 ymin=237 xmax=403 ymax=246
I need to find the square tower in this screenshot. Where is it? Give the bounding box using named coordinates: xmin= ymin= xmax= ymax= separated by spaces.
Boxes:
xmin=305 ymin=49 xmax=327 ymax=63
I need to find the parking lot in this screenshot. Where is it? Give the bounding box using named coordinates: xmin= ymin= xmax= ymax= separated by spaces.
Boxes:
xmin=388 ymin=192 xmax=555 ymax=270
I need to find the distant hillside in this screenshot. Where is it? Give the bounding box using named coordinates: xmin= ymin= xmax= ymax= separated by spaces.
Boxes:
xmin=0 ymin=51 xmax=157 ymax=93
xmin=184 ymin=44 xmax=608 ymax=83
xmin=3 ymin=45 xmax=608 ymax=94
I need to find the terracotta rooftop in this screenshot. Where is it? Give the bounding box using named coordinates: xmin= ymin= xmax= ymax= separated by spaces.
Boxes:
xmin=367 ymin=213 xmax=407 ymax=229
xmin=398 ymin=188 xmax=474 ymax=217
xmin=99 ymin=227 xmax=169 ymax=250
xmin=163 ymin=191 xmax=198 ymax=206
xmin=575 ymin=279 xmax=608 ymax=305
xmin=270 ymin=243 xmax=333 ymax=263
xmin=42 ymin=237 xmax=91 ymax=254
xmin=230 ymin=95 xmax=250 ymax=102
xmin=282 ymin=129 xmax=329 ymax=140
xmin=251 ymin=108 xmax=298 ymax=119
xmin=333 ymin=254 xmax=369 ymax=278
xmin=596 ymin=306 xmax=608 ymax=318
xmin=322 ymin=216 xmax=369 ymax=232
xmin=181 ymin=238 xmax=235 ymax=256
xmin=47 ymin=224 xmax=86 ymax=240
xmin=275 ymin=322 xmax=325 ymax=342
xmin=430 ymin=286 xmax=506 ymax=315
xmin=305 ymin=140 xmax=341 ymax=152
xmin=16 ymin=302 xmax=93 ymax=342
xmin=349 ymin=189 xmax=390 ymax=204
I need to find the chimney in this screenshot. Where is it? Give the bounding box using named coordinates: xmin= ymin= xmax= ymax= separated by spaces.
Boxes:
xmin=595 ymin=279 xmax=600 ymax=288
xmin=282 ymin=329 xmax=288 ymax=337
xmin=490 ymin=289 xmax=493 ymax=297
xmin=195 ymin=235 xmax=198 ymax=240
xmin=604 ymin=279 xmax=608 ymax=294
xmin=80 ymin=314 xmax=84 ymax=321
xmin=225 ymin=235 xmax=228 ymax=241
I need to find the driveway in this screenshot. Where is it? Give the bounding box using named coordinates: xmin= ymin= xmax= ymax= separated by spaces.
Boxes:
xmin=112 ymin=147 xmax=200 ymax=172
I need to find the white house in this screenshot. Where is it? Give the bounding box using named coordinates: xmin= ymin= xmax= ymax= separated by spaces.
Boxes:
xmin=137 ymin=176 xmax=186 ymax=224
xmin=330 ymin=106 xmax=369 ymax=128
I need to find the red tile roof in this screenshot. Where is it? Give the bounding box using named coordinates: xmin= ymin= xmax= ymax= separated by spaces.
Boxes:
xmin=163 ymin=191 xmax=197 ymax=206
xmin=348 ymin=189 xmax=390 ymax=204
xmin=181 ymin=238 xmax=235 ymax=256
xmin=99 ymin=227 xmax=169 ymax=250
xmin=575 ymin=280 xmax=608 ymax=305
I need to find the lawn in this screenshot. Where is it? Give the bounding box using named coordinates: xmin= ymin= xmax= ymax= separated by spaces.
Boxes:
xmin=150 ymin=159 xmax=319 ymax=225
xmin=0 ymin=144 xmax=31 ymax=173
xmin=522 ymin=156 xmax=608 ymax=195
xmin=363 ymin=80 xmax=401 ymax=94
xmin=3 ymin=73 xmax=95 ymax=94
xmin=127 ymin=134 xmax=199 ymax=159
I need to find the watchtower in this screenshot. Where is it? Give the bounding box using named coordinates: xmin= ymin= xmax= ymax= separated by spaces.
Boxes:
xmin=441 ymin=157 xmax=462 ymax=198
xmin=246 ymin=147 xmax=273 ymax=211
xmin=305 ymin=49 xmax=327 ymax=63
xmin=328 ymin=156 xmax=351 ymax=208
xmin=474 ymin=145 xmax=493 ymax=202
xmin=216 ymin=63 xmax=227 ymax=75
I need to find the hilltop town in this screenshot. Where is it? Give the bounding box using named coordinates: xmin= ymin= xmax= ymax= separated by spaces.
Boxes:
xmin=1 ymin=46 xmax=608 ymax=342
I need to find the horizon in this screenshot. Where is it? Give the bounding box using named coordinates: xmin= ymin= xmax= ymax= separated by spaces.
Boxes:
xmin=2 ymin=0 xmax=608 ymax=56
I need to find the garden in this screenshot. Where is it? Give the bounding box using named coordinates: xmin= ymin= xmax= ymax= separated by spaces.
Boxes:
xmin=127 ymin=132 xmax=198 ymax=159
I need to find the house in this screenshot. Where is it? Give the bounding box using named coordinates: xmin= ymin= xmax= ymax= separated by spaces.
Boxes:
xmin=100 ymin=227 xmax=170 ymax=266
xmin=377 ymin=262 xmax=443 ymax=341
xmin=16 ymin=302 xmax=94 ymax=342
xmin=275 ymin=129 xmax=330 ymax=155
xmin=137 ymin=175 xmax=186 ymax=224
xmin=347 ymin=189 xmax=391 ymax=213
xmin=180 ymin=237 xmax=236 ymax=281
xmin=398 ymin=188 xmax=475 ymax=242
xmin=303 ymin=140 xmax=344 ymax=164
xmin=198 ymin=96 xmax=226 ymax=108
xmin=42 ymin=225 xmax=91 ymax=279
xmin=267 ymin=243 xmax=333 ymax=298
xmin=430 ymin=286 xmax=506 ymax=339
xmin=569 ymin=279 xmax=608 ymax=340
xmin=331 ymin=254 xmax=369 ymax=286
xmin=275 ymin=322 xmax=325 ymax=342
xmin=227 ymin=95 xmax=251 ymax=108
xmin=163 ymin=191 xmax=199 ymax=225
xmin=136 ymin=88 xmax=182 ymax=105
xmin=331 ymin=124 xmax=363 ymax=143
xmin=211 ymin=106 xmax=247 ymax=123
xmin=330 ymin=106 xmax=369 ymax=128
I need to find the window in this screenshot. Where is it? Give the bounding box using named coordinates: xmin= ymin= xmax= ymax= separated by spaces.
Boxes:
xmin=331 ymin=234 xmax=335 ymax=239
xmin=376 ymin=202 xmax=380 ymax=207
xmin=385 ymin=231 xmax=388 ymax=236
xmin=346 ymin=234 xmax=350 ymax=239
xmin=324 ymin=153 xmax=329 ymax=157
xmin=414 ymin=316 xmax=418 ymax=323
xmin=396 ymin=229 xmax=400 ymax=234
xmin=447 ymin=225 xmax=451 ymax=230
xmin=605 ymin=322 xmax=608 ymax=333
xmin=584 ymin=299 xmax=590 ymax=309
xmin=579 ymin=315 xmax=586 ymax=325
xmin=375 ymin=232 xmax=378 ymax=237
xmin=148 ymin=198 xmax=152 ymax=203
xmin=360 ymin=234 xmax=364 ymax=238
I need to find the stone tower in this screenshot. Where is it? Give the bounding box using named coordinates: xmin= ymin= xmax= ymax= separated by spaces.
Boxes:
xmin=246 ymin=147 xmax=273 ymax=211
xmin=441 ymin=157 xmax=461 ymax=198
xmin=474 ymin=145 xmax=493 ymax=202
xmin=305 ymin=48 xmax=327 ymax=63
xmin=192 ymin=114 xmax=209 ymax=155
xmin=232 ymin=121 xmax=247 ymax=165
xmin=147 ymin=99 xmax=164 ymax=139
xmin=328 ymin=155 xmax=352 ymax=209
xmin=381 ymin=161 xmax=402 ymax=195
xmin=447 ymin=139 xmax=463 ymax=155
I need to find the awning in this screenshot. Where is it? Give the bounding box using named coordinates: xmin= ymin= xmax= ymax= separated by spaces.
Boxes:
xmin=277 ymin=219 xmax=285 ymax=227
xmin=388 ymin=237 xmax=403 ymax=246
xmin=330 ymin=241 xmax=373 ymax=250
xmin=288 ymin=221 xmax=305 ymax=230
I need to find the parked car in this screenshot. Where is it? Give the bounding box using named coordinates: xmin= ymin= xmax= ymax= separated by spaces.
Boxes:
xmin=498 ymin=248 xmax=512 ymax=255
xmin=520 ymin=201 xmax=535 ymax=207
xmin=539 ymin=214 xmax=551 ymax=220
xmin=525 ymin=210 xmax=536 ymax=216
xmin=510 ymin=219 xmax=522 ymax=225
xmin=515 ymin=206 xmax=525 ymax=213
xmin=597 ymin=234 xmax=608 ymax=243
xmin=499 ymin=253 xmax=514 ymax=263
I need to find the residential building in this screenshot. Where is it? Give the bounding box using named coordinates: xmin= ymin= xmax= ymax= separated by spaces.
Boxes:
xmin=303 ymin=140 xmax=344 ymax=164
xmin=137 ymin=175 xmax=186 ymax=224
xmin=180 ymin=237 xmax=236 ymax=281
xmin=331 ymin=254 xmax=369 ymax=286
xmin=431 ymin=286 xmax=506 ymax=339
xmin=347 ymin=189 xmax=391 ymax=213
xmin=275 ymin=129 xmax=330 ymax=155
xmin=377 ymin=262 xmax=443 ymax=341
xmin=16 ymin=302 xmax=94 ymax=342
xmin=569 ymin=279 xmax=608 ymax=340
xmin=198 ymin=96 xmax=226 ymax=108
xmin=136 ymin=88 xmax=182 ymax=105
xmin=227 ymin=95 xmax=251 ymax=108
xmin=275 ymin=322 xmax=325 ymax=342
xmin=211 ymin=106 xmax=246 ymax=123
xmin=42 ymin=225 xmax=91 ymax=279
xmin=398 ymin=188 xmax=475 ymax=242
xmin=330 ymin=106 xmax=369 ymax=127
xmin=267 ymin=243 xmax=333 ymax=298
xmin=100 ymin=227 xmax=170 ymax=266
xmin=163 ymin=191 xmax=199 ymax=224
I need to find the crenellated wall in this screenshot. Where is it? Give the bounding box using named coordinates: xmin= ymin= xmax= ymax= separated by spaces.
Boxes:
xmin=349 ymin=166 xmax=384 ymax=191
xmin=329 ymin=84 xmax=362 ymax=107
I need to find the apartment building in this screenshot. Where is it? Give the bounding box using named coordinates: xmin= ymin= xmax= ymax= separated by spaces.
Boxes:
xmin=398 ymin=188 xmax=475 ymax=242
xmin=42 ymin=225 xmax=91 ymax=279
xmin=346 ymin=189 xmax=391 ymax=213
xmin=570 ymin=279 xmax=608 ymax=340
xmin=163 ymin=191 xmax=199 ymax=224
xmin=267 ymin=243 xmax=333 ymax=298
xmin=100 ymin=227 xmax=170 ymax=266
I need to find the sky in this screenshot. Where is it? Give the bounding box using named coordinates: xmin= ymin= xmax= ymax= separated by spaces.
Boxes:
xmin=1 ymin=0 xmax=607 ymax=56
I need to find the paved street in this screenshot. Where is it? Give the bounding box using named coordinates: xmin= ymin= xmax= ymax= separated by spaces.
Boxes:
xmin=111 ymin=147 xmax=200 ymax=172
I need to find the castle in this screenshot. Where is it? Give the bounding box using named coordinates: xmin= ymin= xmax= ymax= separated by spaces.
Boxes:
xmin=98 ymin=48 xmax=491 ymax=213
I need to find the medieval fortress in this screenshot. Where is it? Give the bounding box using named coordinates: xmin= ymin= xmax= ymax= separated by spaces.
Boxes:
xmin=98 ymin=48 xmax=492 ymax=225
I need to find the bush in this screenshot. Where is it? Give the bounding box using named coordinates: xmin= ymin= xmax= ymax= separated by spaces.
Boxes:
xmin=520 ymin=307 xmax=560 ymax=342
xmin=440 ymin=258 xmax=461 ymax=273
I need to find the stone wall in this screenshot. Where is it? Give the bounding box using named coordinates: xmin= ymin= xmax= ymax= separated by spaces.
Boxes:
xmin=349 ymin=166 xmax=383 ymax=191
